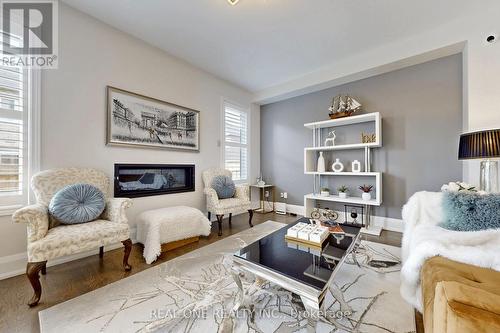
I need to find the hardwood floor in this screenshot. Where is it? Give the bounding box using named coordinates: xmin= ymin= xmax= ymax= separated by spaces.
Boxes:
xmin=0 ymin=212 xmax=422 ymax=333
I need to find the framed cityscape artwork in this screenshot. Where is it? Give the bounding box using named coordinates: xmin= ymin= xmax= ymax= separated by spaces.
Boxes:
xmin=106 ymin=86 xmax=200 ymax=151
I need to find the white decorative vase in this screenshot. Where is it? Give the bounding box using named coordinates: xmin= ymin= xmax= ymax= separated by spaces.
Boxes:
xmin=331 ymin=158 xmax=344 ymax=172
xmin=351 ymin=160 xmax=361 ymax=173
xmin=320 ymin=190 xmax=330 ymax=197
xmin=362 ymin=192 xmax=371 ymax=201
xmin=339 ymin=192 xmax=347 ymax=199
xmin=317 ymin=152 xmax=326 ymax=173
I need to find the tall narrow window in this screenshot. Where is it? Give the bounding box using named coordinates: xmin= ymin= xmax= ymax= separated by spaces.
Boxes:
xmin=0 ymin=63 xmax=28 ymax=207
xmin=223 ymin=101 xmax=249 ymax=182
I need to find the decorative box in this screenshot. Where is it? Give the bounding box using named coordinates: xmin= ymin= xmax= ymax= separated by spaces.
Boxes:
xmin=297 ymin=225 xmax=317 ymax=241
xmin=286 ymin=222 xmax=308 ymax=238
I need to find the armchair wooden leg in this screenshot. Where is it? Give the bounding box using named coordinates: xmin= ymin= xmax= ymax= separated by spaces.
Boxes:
xmin=216 ymin=214 xmax=224 ymax=236
xmin=248 ymin=209 xmax=254 ymax=228
xmin=207 ymin=212 xmax=211 ymax=221
xmin=41 ymin=262 xmax=47 ymax=275
xmin=26 ymin=261 xmax=46 ymax=307
xmin=228 ymin=213 xmax=232 ymax=226
xmin=99 ymin=246 xmax=104 ymax=259
xmin=121 ymin=239 xmax=132 ymax=271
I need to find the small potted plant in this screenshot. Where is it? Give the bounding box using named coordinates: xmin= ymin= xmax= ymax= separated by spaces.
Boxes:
xmin=359 ymin=184 xmax=373 ymax=201
xmin=320 ymin=187 xmax=330 ymax=197
xmin=337 ymin=185 xmax=348 ymax=199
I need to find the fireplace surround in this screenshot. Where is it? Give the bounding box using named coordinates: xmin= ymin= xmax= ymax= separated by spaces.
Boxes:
xmin=114 ymin=164 xmax=195 ymax=198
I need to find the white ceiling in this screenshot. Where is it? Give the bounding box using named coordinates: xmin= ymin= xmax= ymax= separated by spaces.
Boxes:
xmin=62 ymin=0 xmax=478 ymax=93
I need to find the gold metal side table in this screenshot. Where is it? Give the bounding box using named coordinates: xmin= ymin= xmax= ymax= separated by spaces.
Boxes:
xmin=250 ymin=184 xmax=275 ymax=214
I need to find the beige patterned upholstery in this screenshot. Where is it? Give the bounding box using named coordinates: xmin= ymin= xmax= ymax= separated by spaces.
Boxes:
xmin=202 ymin=168 xmax=251 ymax=215
xmin=13 ymin=168 xmax=132 ymax=262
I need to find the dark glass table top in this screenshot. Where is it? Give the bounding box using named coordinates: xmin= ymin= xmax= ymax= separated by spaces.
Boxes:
xmin=234 ymin=218 xmax=361 ymax=290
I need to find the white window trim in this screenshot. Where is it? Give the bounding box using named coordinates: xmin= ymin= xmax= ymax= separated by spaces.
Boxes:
xmin=221 ymin=98 xmax=251 ymax=184
xmin=27 ymin=69 xmax=41 ymax=205
xmin=0 ymin=68 xmax=41 ymax=216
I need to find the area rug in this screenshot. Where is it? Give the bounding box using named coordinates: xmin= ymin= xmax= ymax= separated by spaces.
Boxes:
xmin=39 ymin=221 xmax=415 ymax=333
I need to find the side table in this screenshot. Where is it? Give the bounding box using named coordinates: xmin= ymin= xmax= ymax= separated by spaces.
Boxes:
xmin=250 ymin=184 xmax=275 ymax=214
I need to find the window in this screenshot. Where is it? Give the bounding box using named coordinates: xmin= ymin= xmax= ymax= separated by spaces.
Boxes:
xmin=223 ymin=101 xmax=249 ymax=182
xmin=0 ymin=64 xmax=27 ymax=206
xmin=0 ymin=18 xmax=39 ymax=212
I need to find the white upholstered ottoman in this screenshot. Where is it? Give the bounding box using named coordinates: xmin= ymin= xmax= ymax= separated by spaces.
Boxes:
xmin=136 ymin=206 xmax=211 ymax=264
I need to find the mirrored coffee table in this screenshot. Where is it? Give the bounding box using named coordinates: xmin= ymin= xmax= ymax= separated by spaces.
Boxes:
xmin=232 ymin=218 xmax=361 ymax=328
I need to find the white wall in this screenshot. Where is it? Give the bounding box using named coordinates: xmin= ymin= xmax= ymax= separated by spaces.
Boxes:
xmin=255 ymin=2 xmax=500 ymax=186
xmin=0 ymin=4 xmax=260 ymax=276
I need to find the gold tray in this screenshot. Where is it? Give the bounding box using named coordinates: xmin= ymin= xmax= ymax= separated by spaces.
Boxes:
xmin=284 ymin=235 xmax=324 ymax=249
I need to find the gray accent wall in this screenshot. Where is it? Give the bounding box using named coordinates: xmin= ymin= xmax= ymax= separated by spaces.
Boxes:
xmin=260 ymin=54 xmax=463 ymax=219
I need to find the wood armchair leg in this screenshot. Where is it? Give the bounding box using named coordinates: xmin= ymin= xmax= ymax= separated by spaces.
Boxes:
xmin=41 ymin=262 xmax=47 ymax=275
xmin=121 ymin=239 xmax=132 ymax=271
xmin=216 ymin=214 xmax=224 ymax=236
xmin=228 ymin=213 xmax=232 ymax=226
xmin=99 ymin=246 xmax=104 ymax=259
xmin=26 ymin=261 xmax=47 ymax=307
xmin=248 ymin=209 xmax=254 ymax=228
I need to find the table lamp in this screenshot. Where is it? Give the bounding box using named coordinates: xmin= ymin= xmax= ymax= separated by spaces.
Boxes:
xmin=458 ymin=128 xmax=500 ymax=192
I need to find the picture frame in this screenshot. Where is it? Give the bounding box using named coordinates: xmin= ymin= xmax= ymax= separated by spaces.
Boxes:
xmin=106 ymin=86 xmax=200 ymax=151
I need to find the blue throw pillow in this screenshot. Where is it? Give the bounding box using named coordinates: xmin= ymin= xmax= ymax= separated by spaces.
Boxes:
xmin=49 ymin=184 xmax=106 ymax=224
xmin=211 ymin=175 xmax=236 ymax=199
xmin=441 ymin=192 xmax=500 ymax=231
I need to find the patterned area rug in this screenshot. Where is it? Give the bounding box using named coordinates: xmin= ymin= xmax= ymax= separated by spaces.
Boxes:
xmin=39 ymin=221 xmax=415 ymax=333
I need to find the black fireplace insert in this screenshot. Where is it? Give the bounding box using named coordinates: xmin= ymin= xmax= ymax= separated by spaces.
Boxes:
xmin=114 ymin=164 xmax=195 ymax=198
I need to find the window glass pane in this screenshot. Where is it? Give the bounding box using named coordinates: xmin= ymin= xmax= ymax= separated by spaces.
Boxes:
xmin=0 ymin=60 xmax=24 ymax=198
xmin=0 ymin=119 xmax=22 ymax=194
xmin=0 ymin=66 xmax=23 ymax=112
xmin=224 ymin=105 xmax=247 ymax=145
xmin=223 ymin=102 xmax=249 ymax=181
xmin=225 ymin=146 xmax=247 ymax=181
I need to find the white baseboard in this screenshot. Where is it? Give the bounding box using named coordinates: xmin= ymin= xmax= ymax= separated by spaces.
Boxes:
xmin=0 ymin=227 xmax=137 ymax=281
xmin=370 ymin=214 xmax=404 ymax=232
xmin=285 ymin=203 xmax=306 ymax=216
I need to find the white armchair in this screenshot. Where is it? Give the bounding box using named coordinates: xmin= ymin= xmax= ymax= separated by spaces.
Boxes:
xmin=12 ymin=168 xmax=133 ymax=307
xmin=202 ymin=168 xmax=253 ymax=236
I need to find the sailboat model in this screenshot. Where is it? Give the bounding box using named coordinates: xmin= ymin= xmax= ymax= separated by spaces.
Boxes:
xmin=328 ymin=94 xmax=362 ymax=119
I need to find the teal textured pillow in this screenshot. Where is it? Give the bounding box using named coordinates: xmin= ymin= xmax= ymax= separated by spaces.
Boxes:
xmin=441 ymin=192 xmax=500 ymax=231
xmin=211 ymin=175 xmax=235 ymax=199
xmin=49 ymin=184 xmax=106 ymax=224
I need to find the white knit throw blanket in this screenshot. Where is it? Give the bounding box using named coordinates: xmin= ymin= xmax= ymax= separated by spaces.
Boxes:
xmin=400 ymin=191 xmax=500 ymax=312
xmin=137 ymin=206 xmax=211 ymax=264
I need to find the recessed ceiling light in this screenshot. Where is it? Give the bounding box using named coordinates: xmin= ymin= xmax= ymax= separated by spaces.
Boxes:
xmin=227 ymin=0 xmax=240 ymax=5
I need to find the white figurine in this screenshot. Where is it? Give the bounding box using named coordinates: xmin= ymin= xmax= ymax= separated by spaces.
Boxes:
xmin=324 ymin=131 xmax=336 ymax=146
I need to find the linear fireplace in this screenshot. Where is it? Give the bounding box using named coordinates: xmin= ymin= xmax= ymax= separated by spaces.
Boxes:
xmin=114 ymin=164 xmax=195 ymax=198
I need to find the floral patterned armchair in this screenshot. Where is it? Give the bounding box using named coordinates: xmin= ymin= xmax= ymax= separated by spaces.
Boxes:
xmin=202 ymin=168 xmax=253 ymax=236
xmin=12 ymin=168 xmax=133 ymax=307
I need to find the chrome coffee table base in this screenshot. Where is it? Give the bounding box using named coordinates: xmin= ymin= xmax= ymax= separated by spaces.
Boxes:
xmin=231 ymin=218 xmax=361 ymax=331
xmin=231 ymin=259 xmax=327 ymax=331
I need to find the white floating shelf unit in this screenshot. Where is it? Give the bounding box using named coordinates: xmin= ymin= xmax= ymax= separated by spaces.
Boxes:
xmin=305 ymin=142 xmax=380 ymax=151
xmin=303 ymin=112 xmax=383 ymax=236
xmin=305 ymin=112 xmax=381 ymax=133
xmin=304 ymin=171 xmax=379 ymax=176
xmin=304 ymin=193 xmax=379 ymax=206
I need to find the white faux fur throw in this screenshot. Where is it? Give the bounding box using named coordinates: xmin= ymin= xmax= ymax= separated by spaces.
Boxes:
xmin=400 ymin=191 xmax=500 ymax=312
xmin=136 ymin=206 xmax=211 ymax=264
